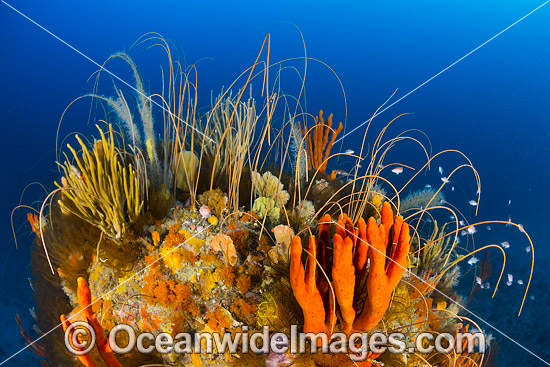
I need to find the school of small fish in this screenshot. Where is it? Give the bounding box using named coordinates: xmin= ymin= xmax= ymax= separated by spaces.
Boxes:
xmin=505 ymin=273 xmax=524 ymax=286
xmin=475 ymin=276 xmax=490 ymax=290
xmin=409 ymin=170 xmax=531 ymax=295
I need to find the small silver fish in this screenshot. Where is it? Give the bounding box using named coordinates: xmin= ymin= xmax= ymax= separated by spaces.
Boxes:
xmin=438 ymin=166 xmax=443 ymax=175
xmin=344 ymin=149 xmax=354 ymax=155
xmin=501 ymin=241 xmax=510 ymax=249
xmin=468 ymin=257 xmax=479 ymax=265
xmin=332 ymin=169 xmax=350 ymax=177
xmin=391 ymin=167 xmax=403 ymax=175
xmin=468 ymin=200 xmax=477 ymax=206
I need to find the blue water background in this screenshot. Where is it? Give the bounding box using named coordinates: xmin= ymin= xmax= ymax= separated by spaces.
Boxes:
xmin=1 ymin=0 xmax=549 ymax=365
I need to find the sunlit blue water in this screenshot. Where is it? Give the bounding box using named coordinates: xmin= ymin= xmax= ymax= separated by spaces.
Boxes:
xmin=1 ymin=1 xmax=549 ymax=365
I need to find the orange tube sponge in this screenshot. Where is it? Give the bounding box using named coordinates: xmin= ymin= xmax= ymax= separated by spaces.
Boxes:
xmin=353 ymin=217 xmax=369 ymax=299
xmin=354 ymin=203 xmax=410 ymax=331
xmin=60 ymin=314 xmax=98 ymax=367
xmin=62 ymin=277 xmax=123 ymax=367
xmin=332 ymin=234 xmax=356 ymax=333
xmin=290 ymin=202 xmax=411 ymax=336
xmin=301 ymin=110 xmax=343 ymax=174
xmin=290 ymin=235 xmax=327 ymax=334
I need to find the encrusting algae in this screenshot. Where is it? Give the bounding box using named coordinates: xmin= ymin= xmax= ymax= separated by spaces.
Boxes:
xmin=13 ymin=33 xmax=535 ymax=367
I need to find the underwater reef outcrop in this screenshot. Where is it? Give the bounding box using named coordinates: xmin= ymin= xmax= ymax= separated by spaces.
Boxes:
xmin=15 ymin=36 xmax=515 ymax=367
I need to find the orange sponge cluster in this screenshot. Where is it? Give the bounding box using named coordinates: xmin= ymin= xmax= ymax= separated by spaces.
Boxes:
xmin=290 ymin=202 xmax=410 ymax=335
xmin=300 ymin=110 xmax=343 ymax=174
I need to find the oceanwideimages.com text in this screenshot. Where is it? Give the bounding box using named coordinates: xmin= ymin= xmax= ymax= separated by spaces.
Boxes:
xmin=65 ymin=322 xmax=486 ymax=362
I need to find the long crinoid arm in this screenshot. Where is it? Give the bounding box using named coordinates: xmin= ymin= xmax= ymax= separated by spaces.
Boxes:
xmin=290 ymin=235 xmax=327 ymax=334
xmin=353 ymin=202 xmax=410 ymax=332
